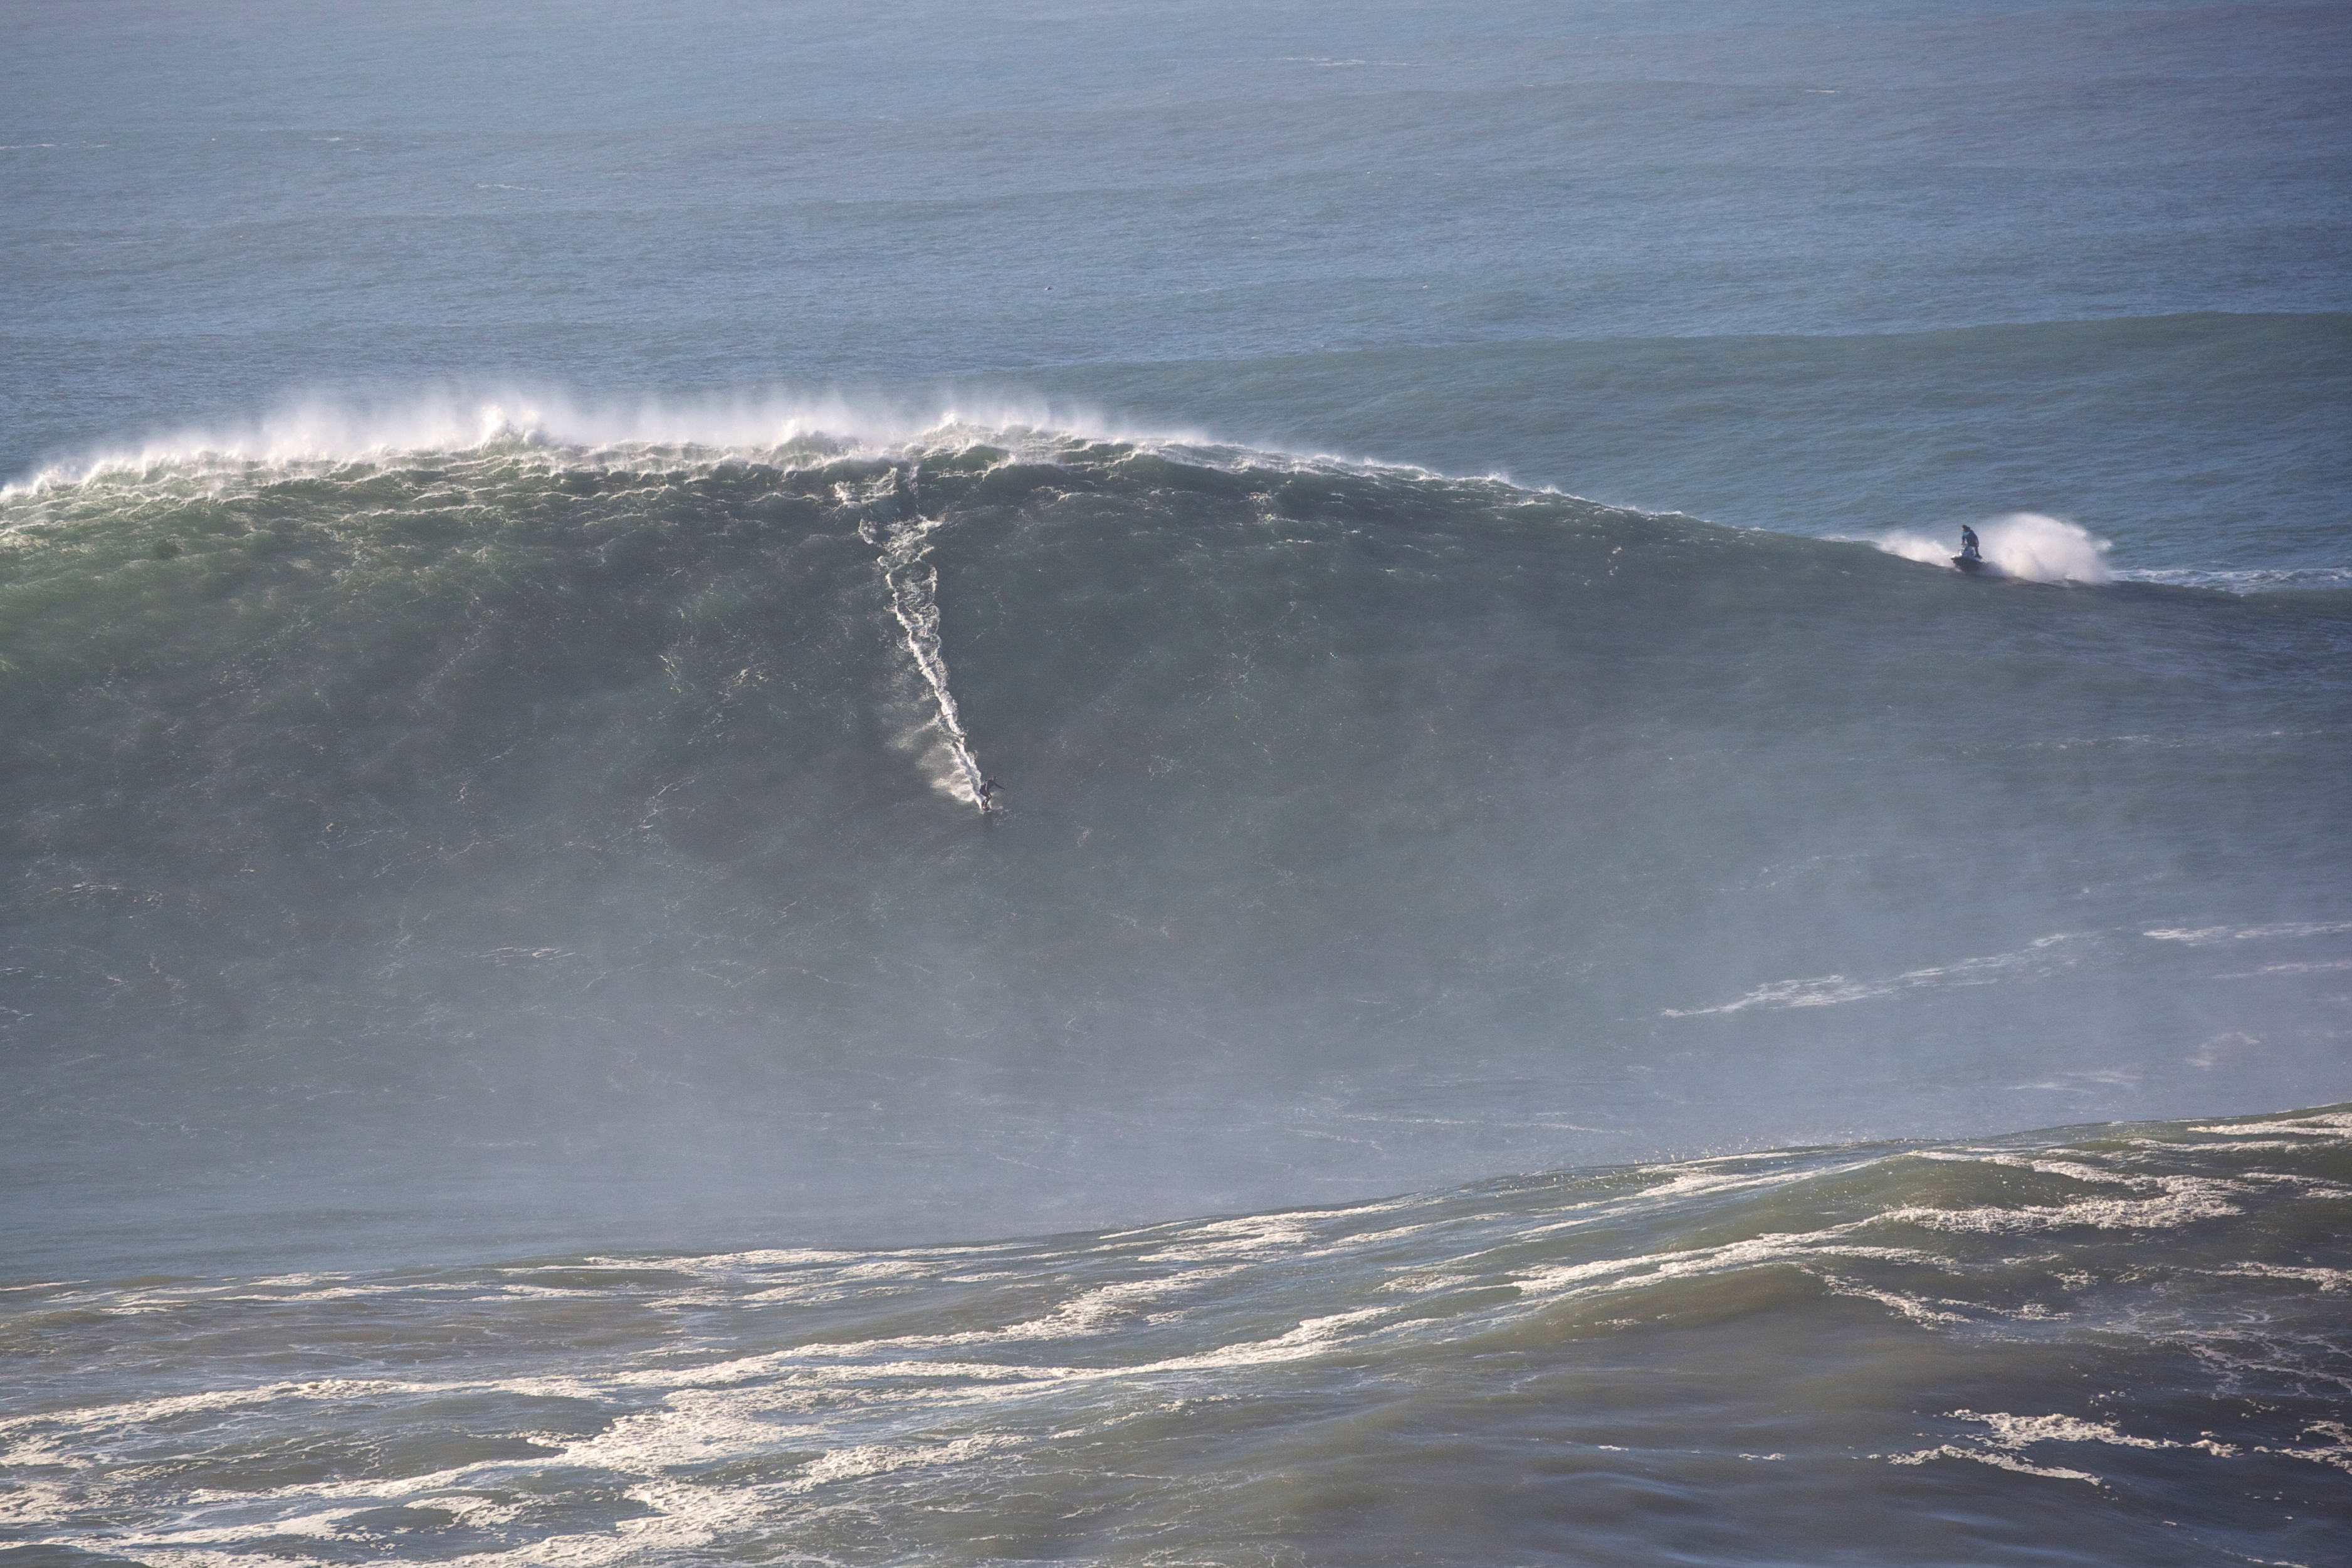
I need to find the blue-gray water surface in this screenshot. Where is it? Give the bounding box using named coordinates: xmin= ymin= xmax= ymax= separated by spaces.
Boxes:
xmin=3 ymin=1 xmax=2348 ymax=1562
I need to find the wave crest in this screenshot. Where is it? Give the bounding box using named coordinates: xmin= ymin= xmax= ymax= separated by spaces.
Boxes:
xmin=1 ymin=386 xmax=1216 ymax=496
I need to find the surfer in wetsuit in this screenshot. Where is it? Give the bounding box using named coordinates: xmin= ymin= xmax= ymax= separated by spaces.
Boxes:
xmin=975 ymin=776 xmax=1002 ymax=810
xmin=1959 ymin=524 xmax=1982 ymax=563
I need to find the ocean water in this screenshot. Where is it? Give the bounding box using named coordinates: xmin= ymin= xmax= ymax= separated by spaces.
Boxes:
xmin=5 ymin=1109 xmax=2349 ymax=1567
xmin=3 ymin=1 xmax=2348 ymax=1563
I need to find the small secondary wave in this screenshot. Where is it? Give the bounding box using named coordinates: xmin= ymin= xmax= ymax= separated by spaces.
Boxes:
xmin=1662 ymin=933 xmax=2086 ymax=1017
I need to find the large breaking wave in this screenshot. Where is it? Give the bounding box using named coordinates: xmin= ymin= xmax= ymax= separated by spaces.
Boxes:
xmin=3 ymin=406 xmax=2348 ymax=1260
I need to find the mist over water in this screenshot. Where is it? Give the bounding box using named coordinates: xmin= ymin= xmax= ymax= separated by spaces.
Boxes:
xmin=4 ymin=1 xmax=2349 ymax=1562
xmin=1871 ymin=511 xmax=2114 ymax=583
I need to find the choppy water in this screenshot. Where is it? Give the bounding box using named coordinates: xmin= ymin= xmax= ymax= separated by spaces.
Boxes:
xmin=6 ymin=1106 xmax=2349 ymax=1566
xmin=4 ymin=1 xmax=2349 ymax=1562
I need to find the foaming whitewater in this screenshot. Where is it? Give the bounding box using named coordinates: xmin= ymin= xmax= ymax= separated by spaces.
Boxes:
xmin=0 ymin=388 xmax=1214 ymax=498
xmin=1870 ymin=511 xmax=2114 ymax=584
xmin=3 ymin=1105 xmax=2346 ymax=1567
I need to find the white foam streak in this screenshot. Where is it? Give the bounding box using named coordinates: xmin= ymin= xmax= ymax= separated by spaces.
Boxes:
xmin=2190 ymin=1110 xmax=2352 ymax=1137
xmin=1879 ymin=1406 xmax=2232 ymax=1487
xmin=1884 ymin=1174 xmax=2248 ymax=1235
xmin=855 ymin=478 xmax=991 ymax=809
xmin=2115 ymin=565 xmax=2352 ymax=592
xmin=2146 ymin=921 xmax=2352 ymax=946
xmin=1663 ymin=934 xmax=2082 ymax=1017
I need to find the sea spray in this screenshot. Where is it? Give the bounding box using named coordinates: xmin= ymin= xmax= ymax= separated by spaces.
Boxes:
xmin=1 ymin=388 xmax=1204 ymax=499
xmin=1871 ymin=511 xmax=2114 ymax=583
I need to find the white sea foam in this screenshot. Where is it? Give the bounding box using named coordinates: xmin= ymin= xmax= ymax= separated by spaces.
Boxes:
xmin=1815 ymin=1277 xmax=1971 ymax=1325
xmin=2145 ymin=921 xmax=2352 ymax=946
xmin=12 ymin=1131 xmax=2343 ymax=1568
xmin=1624 ymin=1161 xmax=1861 ymax=1204
xmin=2190 ymin=1111 xmax=2352 ymax=1137
xmin=794 ymin=1431 xmax=1021 ymax=1490
xmin=1663 ymin=934 xmax=2082 ymax=1017
xmin=1508 ymin=1224 xmax=1887 ymax=1302
xmin=1871 ymin=511 xmax=2113 ymax=584
xmin=0 ymin=1377 xmax=439 ymax=1449
xmin=1914 ymin=1150 xmax=2138 ymax=1188
xmin=1883 ymin=1175 xmax=2248 ymax=1235
xmin=1661 ymin=973 xmax=1891 ymax=1015
xmin=1134 ymin=1306 xmax=1392 ymax=1374
xmin=2115 ymin=565 xmax=2352 ymax=593
xmin=1881 ymin=1404 xmax=2240 ymax=1488
xmin=2215 ymin=1263 xmax=2352 ymax=1292
xmin=1958 ymin=1411 xmax=2174 ymax=1450
xmin=1136 ymin=1211 xmax=1326 ymax=1263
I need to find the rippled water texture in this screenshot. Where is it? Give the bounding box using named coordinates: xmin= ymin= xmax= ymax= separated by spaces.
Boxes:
xmin=5 ymin=1107 xmax=2348 ymax=1566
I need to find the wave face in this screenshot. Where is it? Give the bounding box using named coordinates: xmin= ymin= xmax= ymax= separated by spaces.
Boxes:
xmin=4 ymin=1105 xmax=2347 ymax=1567
xmin=4 ymin=421 xmax=2351 ymax=1262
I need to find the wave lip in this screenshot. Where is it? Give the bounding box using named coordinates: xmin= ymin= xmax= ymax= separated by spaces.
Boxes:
xmin=1870 ymin=511 xmax=2114 ymax=584
xmin=25 ymin=391 xmax=2309 ymax=602
xmin=0 ymin=386 xmax=1221 ymax=498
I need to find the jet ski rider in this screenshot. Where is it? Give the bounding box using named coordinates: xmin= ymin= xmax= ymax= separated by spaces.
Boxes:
xmin=1959 ymin=524 xmax=1982 ymax=563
